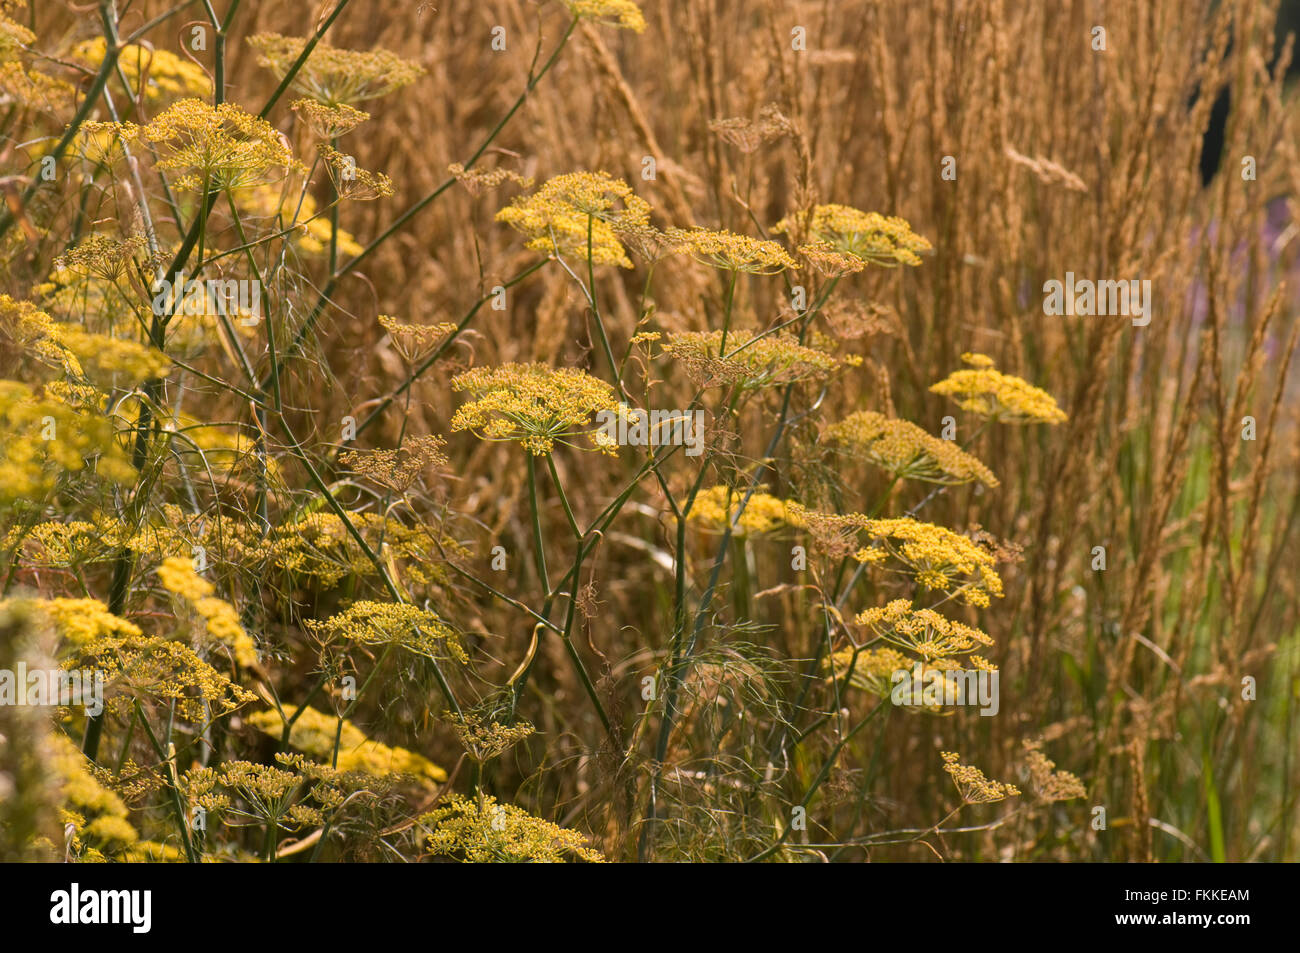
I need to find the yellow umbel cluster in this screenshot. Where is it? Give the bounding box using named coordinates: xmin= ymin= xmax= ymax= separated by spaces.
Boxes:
xmin=451 ymin=362 xmax=622 ymax=455
xmin=497 ymin=171 xmax=650 ymax=267
xmin=156 ymin=557 xmax=257 ymax=668
xmin=930 ymin=353 xmax=1068 ymax=424
xmin=823 ymin=410 xmax=998 ymax=486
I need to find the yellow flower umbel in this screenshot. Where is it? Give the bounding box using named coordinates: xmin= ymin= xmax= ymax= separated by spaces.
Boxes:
xmin=48 ymin=734 xmax=139 ymax=861
xmin=0 ymin=380 xmax=134 ymax=508
xmin=562 ymin=0 xmax=647 ymax=32
xmin=1022 ymin=740 xmax=1087 ymax=802
xmin=55 ymin=326 xmax=171 ymax=392
xmin=142 ymin=99 xmax=301 ymax=192
xmin=71 ymin=629 xmax=256 ymax=722
xmin=0 ymin=8 xmax=34 ymax=59
xmin=339 ymin=433 xmax=448 ymax=493
xmin=291 ymin=98 xmax=370 ymax=139
xmin=448 ymin=162 xmax=531 ymax=198
xmin=857 ymin=517 xmax=1004 ymax=607
xmin=941 ymin=752 xmax=1020 ymax=804
xmin=318 ymin=144 xmax=394 ymax=201
xmin=450 ymin=362 xmax=622 ymax=456
xmin=54 ymin=233 xmax=146 ymax=283
xmin=305 ymin=600 xmax=466 ymax=664
xmin=1 ymin=294 xmax=81 ymax=376
xmin=70 ymin=38 xmax=212 ymax=102
xmin=156 ymin=557 xmax=258 ymax=668
xmin=665 ymin=226 xmax=797 ymax=275
xmin=687 ymin=485 xmax=790 ymax=535
xmin=7 ymin=596 xmax=142 ymax=647
xmin=663 ymin=329 xmax=840 ymax=390
xmin=247 ymin=706 xmax=448 ymax=783
xmin=421 ymin=794 xmax=606 ymax=863
xmin=855 ymin=598 xmax=994 ymax=664
xmin=71 ymin=120 xmax=139 ymax=166
xmin=496 ymin=171 xmax=650 ymax=268
xmin=444 ymin=710 xmax=536 ymax=763
xmin=774 ymin=204 xmax=931 ymax=267
xmin=930 ymin=353 xmax=1068 ymax=424
xmin=249 ymin=33 xmax=424 ymax=106
xmin=828 ymin=646 xmax=971 ymax=713
xmin=822 ymin=410 xmax=998 ymax=487
xmin=375 ymin=314 xmax=457 ymax=364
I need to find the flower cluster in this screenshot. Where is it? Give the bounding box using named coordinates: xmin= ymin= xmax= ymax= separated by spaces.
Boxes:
xmin=562 ymin=0 xmax=647 ymax=32
xmin=318 ymin=143 xmax=394 ymax=201
xmin=930 ymin=353 xmax=1068 ymax=424
xmin=339 ymin=434 xmax=448 ymax=492
xmin=70 ymin=38 xmax=211 ymax=102
xmin=21 ymin=597 xmax=141 ymax=647
xmin=141 ymin=99 xmax=301 ymax=192
xmin=855 ymin=598 xmax=994 ymax=664
xmin=662 ymin=329 xmax=841 ymax=389
xmin=708 ymin=104 xmax=792 ymax=153
xmin=306 ymin=600 xmax=466 ymax=664
xmin=941 ymin=751 xmax=1021 ymax=804
xmin=1022 ymin=740 xmax=1087 ymax=802
xmin=780 ymin=502 xmax=873 ymax=561
xmin=829 ymin=647 xmax=974 ymax=712
xmin=448 ymin=162 xmax=530 ymax=197
xmin=822 ymin=410 xmax=998 ymax=486
xmin=496 ymin=171 xmax=651 ymax=267
xmin=156 ymin=557 xmax=257 ymax=668
xmin=444 ymin=710 xmax=536 ymax=763
xmin=249 ymin=33 xmax=424 ymax=106
xmin=291 ymin=98 xmax=370 ymax=139
xmin=48 ymin=734 xmax=141 ymax=859
xmin=687 ymin=485 xmax=791 ymax=535
xmin=54 ymin=233 xmax=146 ymax=283
xmin=54 ymin=324 xmax=171 ymax=391
xmin=376 ymin=314 xmax=457 ymax=363
xmin=0 ymin=58 xmax=75 ymax=117
xmin=71 ymin=630 xmax=256 ymax=722
xmin=421 ymin=794 xmax=606 ymax=863
xmin=0 ymin=380 xmax=134 ymax=507
xmin=775 ymin=205 xmax=931 ymax=267
xmin=247 ymin=706 xmax=448 ymax=783
xmin=451 ymin=362 xmax=622 ymax=455
xmin=665 ymin=226 xmax=797 ymax=274
xmin=856 ymin=517 xmax=1004 ymax=607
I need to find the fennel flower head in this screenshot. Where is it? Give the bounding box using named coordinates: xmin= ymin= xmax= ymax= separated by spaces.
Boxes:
xmin=774 ymin=204 xmax=932 ymax=268
xmin=857 ymin=517 xmax=1004 ymax=607
xmin=156 ymin=556 xmax=258 ymax=668
xmin=450 ymin=362 xmax=623 ymax=456
xmin=829 ymin=647 xmax=978 ymax=713
xmin=663 ymin=329 xmax=841 ymax=390
xmin=70 ymin=38 xmax=211 ymax=102
xmin=496 ymin=171 xmax=651 ymax=267
xmin=665 ymin=226 xmax=798 ymax=275
xmin=941 ymin=752 xmax=1021 ymax=805
xmin=248 ymin=33 xmax=424 ymax=106
xmin=687 ymin=485 xmax=791 ymax=535
xmin=562 ymin=0 xmax=647 ymax=32
xmin=855 ymin=598 xmax=995 ymax=664
xmin=822 ymin=410 xmax=998 ymax=487
xmin=141 ymin=99 xmax=302 ymax=192
xmin=421 ymin=794 xmax=606 ymax=863
xmin=930 ymin=353 xmax=1068 ymax=424
xmin=291 ymin=98 xmax=370 ymax=139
